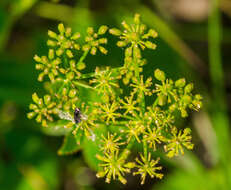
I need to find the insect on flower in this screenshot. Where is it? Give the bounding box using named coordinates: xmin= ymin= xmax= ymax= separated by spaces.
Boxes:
xmin=58 ymin=108 xmax=88 ymax=124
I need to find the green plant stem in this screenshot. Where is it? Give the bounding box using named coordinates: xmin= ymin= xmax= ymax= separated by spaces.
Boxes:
xmin=208 ymin=0 xmax=231 ymax=186
xmin=132 ymin=46 xmax=147 ymax=158
xmin=73 ymin=81 xmax=96 ymax=90
xmin=143 ymin=140 xmax=148 ymax=159
xmin=120 ymin=115 xmax=134 ymax=121
xmin=80 ymin=67 xmax=123 ymax=79
xmin=78 ymin=50 xmax=89 ymax=64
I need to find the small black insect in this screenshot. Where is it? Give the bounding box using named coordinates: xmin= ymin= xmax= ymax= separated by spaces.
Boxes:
xmin=74 ymin=108 xmax=82 ymax=124
xmin=58 ymin=108 xmax=88 ymax=124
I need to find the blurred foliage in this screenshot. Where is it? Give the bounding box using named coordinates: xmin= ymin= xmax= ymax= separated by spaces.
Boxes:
xmin=0 ymin=0 xmax=231 ymax=189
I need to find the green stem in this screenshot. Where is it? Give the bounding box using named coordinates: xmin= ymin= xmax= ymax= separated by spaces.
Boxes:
xmin=143 ymin=140 xmax=148 ymax=159
xmin=132 ymin=46 xmax=147 ymax=158
xmin=80 ymin=67 xmax=123 ymax=79
xmin=120 ymin=115 xmax=135 ymax=121
xmin=78 ymin=50 xmax=89 ymax=64
xmin=73 ymin=81 xmax=96 ymax=90
xmin=209 ymin=0 xmax=231 ymax=186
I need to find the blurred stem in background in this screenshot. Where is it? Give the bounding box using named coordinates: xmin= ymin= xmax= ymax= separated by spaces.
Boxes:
xmin=208 ymin=0 xmax=231 ymax=185
xmin=0 ymin=0 xmax=38 ymax=51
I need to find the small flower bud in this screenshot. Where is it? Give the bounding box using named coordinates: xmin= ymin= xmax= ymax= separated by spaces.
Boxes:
xmin=145 ymin=41 xmax=157 ymax=49
xmin=69 ymin=89 xmax=77 ymax=98
xmin=117 ymin=41 xmax=127 ymax=47
xmin=48 ymin=49 xmax=54 ymax=60
xmin=185 ymin=83 xmax=194 ymax=93
xmin=98 ymin=38 xmax=107 ymax=44
xmin=96 ymin=171 xmax=106 ymax=178
xmin=36 ymin=114 xmax=42 ymax=123
xmin=119 ymin=176 xmax=127 ymax=184
xmin=123 ymin=77 xmax=130 ymax=85
xmin=27 ymin=112 xmax=36 ymax=119
xmin=82 ymin=44 xmax=90 ymax=52
xmin=133 ymin=46 xmax=141 ymax=59
xmin=58 ymin=23 xmax=65 ymax=33
xmin=148 ymin=29 xmax=158 ymax=38
xmin=32 ymin=93 xmax=40 ymax=104
xmin=90 ymin=47 xmax=97 ymax=55
xmin=56 ymin=49 xmax=64 ymax=56
xmin=44 ymin=95 xmax=51 ymax=105
xmin=182 ymin=95 xmax=192 ymax=104
xmin=154 ymin=69 xmax=165 ymax=81
xmin=181 ymin=109 xmax=188 ymax=117
xmin=87 ymin=27 xmax=94 ymax=35
xmin=121 ymin=21 xmax=130 ymax=30
xmin=77 ymin=62 xmax=86 ymax=70
xmin=169 ymin=103 xmax=177 ymax=112
xmin=65 ymin=27 xmax=72 ymax=37
xmin=158 ymin=95 xmax=167 ymax=106
xmin=175 ymin=78 xmax=186 ymax=88
xmin=48 ymin=30 xmax=57 ymax=39
xmin=29 ymin=104 xmax=37 ymax=110
xmin=134 ymin=13 xmax=140 ymax=24
xmin=72 ymin=32 xmax=80 ymax=40
xmin=109 ymin=28 xmax=121 ymax=36
xmin=99 ymin=46 xmax=108 ymax=54
xmin=98 ymin=25 xmax=108 ymax=35
xmin=47 ymin=40 xmax=56 ymax=47
xmin=74 ymin=44 xmax=80 ymax=50
xmin=125 ymin=47 xmax=132 ymax=57
xmin=66 ymin=72 xmax=74 ymax=80
xmin=195 ymin=94 xmax=202 ymax=100
xmin=34 ymin=55 xmax=41 ymax=62
xmin=66 ymin=49 xmax=74 ymax=58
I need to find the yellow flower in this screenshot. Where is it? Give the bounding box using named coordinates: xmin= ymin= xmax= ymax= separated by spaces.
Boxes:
xmin=133 ymin=153 xmax=163 ymax=185
xmin=109 ymin=14 xmax=158 ymax=50
xmin=100 ymin=132 xmax=125 ymax=153
xmin=164 ymin=127 xmax=194 ymax=158
xmin=96 ymin=149 xmax=135 ymax=184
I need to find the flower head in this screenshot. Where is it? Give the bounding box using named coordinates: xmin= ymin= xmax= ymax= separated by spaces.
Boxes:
xmin=96 ymin=149 xmax=135 ymax=184
xmin=95 ymin=101 xmax=121 ymax=125
xmin=90 ymin=67 xmax=119 ymax=98
xmin=34 ymin=49 xmax=61 ymax=82
xmin=27 ymin=93 xmax=57 ymax=127
xmin=119 ymin=93 xmax=140 ymax=116
xmin=100 ymin=133 xmax=125 ymax=153
xmin=82 ymin=26 xmax=108 ymax=55
xmin=133 ymin=153 xmax=163 ymax=185
xmin=47 ymin=23 xmax=81 ymax=58
xmin=164 ymin=127 xmax=194 ymax=158
xmin=109 ymin=14 xmax=158 ymax=50
xmin=144 ymin=126 xmax=164 ymax=151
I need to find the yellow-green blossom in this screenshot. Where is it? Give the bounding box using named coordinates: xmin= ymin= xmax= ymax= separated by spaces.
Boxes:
xmin=119 ymin=93 xmax=140 ymax=116
xmin=133 ymin=153 xmax=163 ymax=185
xmin=34 ymin=49 xmax=61 ymax=82
xmin=95 ymin=101 xmax=121 ymax=124
xmin=82 ymin=26 xmax=108 ymax=55
xmin=164 ymin=127 xmax=194 ymax=158
xmin=96 ymin=149 xmax=135 ymax=184
xmin=47 ymin=23 xmax=81 ymax=57
xmin=27 ymin=93 xmax=56 ymax=127
xmin=143 ymin=126 xmax=164 ymax=151
xmin=100 ymin=133 xmax=125 ymax=153
xmin=131 ymin=75 xmax=153 ymax=97
xmin=90 ymin=67 xmax=119 ymax=98
xmin=109 ymin=14 xmax=158 ymax=50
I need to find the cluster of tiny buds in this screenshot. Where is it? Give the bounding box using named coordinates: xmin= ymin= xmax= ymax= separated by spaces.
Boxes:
xmin=28 ymin=13 xmax=202 ymax=185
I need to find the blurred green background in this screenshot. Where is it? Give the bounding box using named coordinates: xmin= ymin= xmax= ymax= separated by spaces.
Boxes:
xmin=0 ymin=0 xmax=231 ymax=189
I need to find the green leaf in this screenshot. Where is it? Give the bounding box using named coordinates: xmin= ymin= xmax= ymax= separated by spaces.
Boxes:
xmin=58 ymin=132 xmax=81 ymax=155
xmin=82 ymin=125 xmax=107 ymax=171
xmin=42 ymin=120 xmax=72 ymax=136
